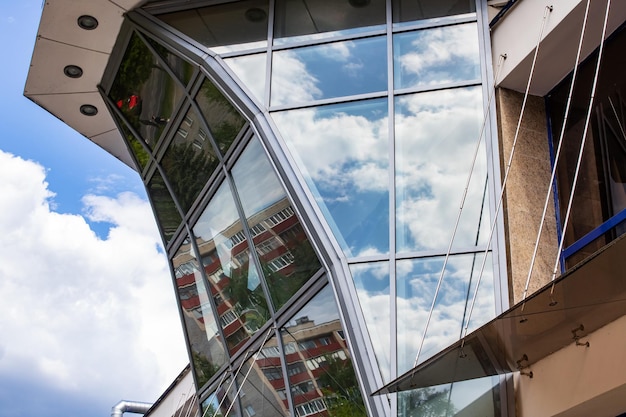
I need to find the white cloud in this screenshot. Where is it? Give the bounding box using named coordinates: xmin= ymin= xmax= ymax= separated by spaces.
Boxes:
xmin=0 ymin=150 xmax=187 ymax=403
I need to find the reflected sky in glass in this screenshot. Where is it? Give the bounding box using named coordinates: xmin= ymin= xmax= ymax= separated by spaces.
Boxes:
xmin=396 ymin=253 xmax=495 ymax=375
xmin=273 ymin=99 xmax=389 ymax=257
xmin=172 ymin=238 xmax=227 ymax=388
xmin=395 ymin=86 xmax=489 ymax=253
xmin=350 ymin=262 xmax=390 ymax=382
xmin=224 ymin=53 xmax=267 ymax=104
xmin=392 ymin=0 xmax=475 ymax=26
xmin=394 ymin=23 xmax=480 ymax=89
xmin=271 ymin=36 xmax=387 ymax=107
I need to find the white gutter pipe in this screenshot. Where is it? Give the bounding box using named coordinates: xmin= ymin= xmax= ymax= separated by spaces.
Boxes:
xmin=111 ymin=400 xmax=153 ymax=417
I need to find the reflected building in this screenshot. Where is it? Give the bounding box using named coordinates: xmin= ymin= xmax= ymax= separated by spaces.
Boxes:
xmin=25 ymin=1 xmax=626 ymax=416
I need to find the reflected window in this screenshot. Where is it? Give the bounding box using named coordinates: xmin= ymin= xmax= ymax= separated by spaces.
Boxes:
xmin=195 ymin=78 xmax=247 ymax=156
xmin=273 ymin=98 xmax=389 ymax=257
xmin=201 ymin=377 xmax=236 ymax=417
xmin=161 ymin=106 xmax=220 ymax=213
xmin=192 ymin=180 xmax=270 ymax=355
xmin=157 ymin=0 xmax=269 ymax=54
xmin=392 ymin=0 xmax=475 ymax=26
xmin=231 ymin=138 xmax=321 ymax=311
xmin=147 ymin=169 xmax=182 ymax=242
xmin=271 ymin=36 xmax=387 ymax=107
xmin=236 ymin=336 xmax=290 ymax=417
xmin=224 ymin=53 xmax=267 ymax=104
xmin=173 ymin=238 xmax=227 ymax=388
xmin=396 ymin=253 xmax=495 ymax=375
xmin=395 ymin=86 xmax=488 ymax=253
xmin=280 ymin=286 xmax=367 ymax=417
xmin=274 ymin=0 xmax=385 ymax=44
xmin=394 ymin=23 xmax=480 ymax=90
xmin=109 ymin=32 xmax=185 ymax=149
xmin=350 ymin=262 xmax=390 ymax=382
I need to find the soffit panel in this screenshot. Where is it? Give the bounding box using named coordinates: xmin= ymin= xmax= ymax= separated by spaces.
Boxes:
xmin=90 ymin=129 xmax=137 ymax=168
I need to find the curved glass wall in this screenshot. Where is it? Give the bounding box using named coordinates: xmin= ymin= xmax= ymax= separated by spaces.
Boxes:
xmin=104 ymin=1 xmax=506 ymax=416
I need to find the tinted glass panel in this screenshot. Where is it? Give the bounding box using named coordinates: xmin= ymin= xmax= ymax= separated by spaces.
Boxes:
xmin=395 ymin=86 xmax=488 ymax=253
xmin=271 ymin=36 xmax=387 ymax=107
xmin=195 ymin=78 xmax=247 ymax=156
xmin=274 ymin=0 xmax=385 ymax=44
xmin=110 ymin=32 xmax=185 ymax=149
xmin=396 ymin=253 xmax=494 ymax=375
xmin=224 ymin=53 xmax=267 ymax=104
xmin=394 ymin=23 xmax=480 ymax=90
xmin=350 ymin=262 xmax=391 ymax=382
xmin=146 ymin=37 xmax=194 ymax=86
xmin=173 ymin=237 xmax=227 ymax=388
xmin=112 ymin=111 xmax=150 ymax=171
xmin=237 ymin=336 xmax=290 ymax=417
xmin=201 ymin=377 xmax=236 ymax=417
xmin=392 ymin=0 xmax=475 ymax=25
xmin=193 ymin=180 xmax=270 ymax=355
xmin=157 ymin=0 xmax=269 ymax=54
xmin=147 ymin=169 xmax=182 ymax=242
xmin=273 ymin=99 xmax=389 ymax=257
xmin=161 ymin=106 xmax=219 ymax=213
xmin=231 ymin=138 xmax=321 ymax=311
xmin=281 ymin=286 xmax=367 ymax=417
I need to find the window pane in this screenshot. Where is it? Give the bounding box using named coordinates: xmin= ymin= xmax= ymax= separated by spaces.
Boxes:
xmin=231 ymin=138 xmax=321 ymax=311
xmin=112 ymin=111 xmax=150 ymax=171
xmin=109 ymin=32 xmax=185 ymax=149
xmin=195 ymin=78 xmax=247 ymax=156
xmin=224 ymin=53 xmax=267 ymax=104
xmin=147 ymin=169 xmax=182 ymax=242
xmin=271 ymin=36 xmax=387 ymax=107
xmin=281 ymin=286 xmax=367 ymax=417
xmin=201 ymin=377 xmax=236 ymax=417
xmin=193 ymin=180 xmax=271 ymax=355
xmin=394 ymin=23 xmax=480 ymax=90
xmin=161 ymin=106 xmax=220 ymax=213
xmin=350 ymin=262 xmax=390 ymax=382
xmin=237 ymin=336 xmax=290 ymax=417
xmin=157 ymin=0 xmax=269 ymax=54
xmin=146 ymin=36 xmax=194 ymax=86
xmin=274 ymin=0 xmax=385 ymax=44
xmin=392 ymin=0 xmax=475 ymax=25
xmin=395 ymin=86 xmax=488 ymax=253
xmin=396 ymin=253 xmax=495 ymax=375
xmin=173 ymin=237 xmax=227 ymax=388
xmin=273 ymin=99 xmax=389 ymax=257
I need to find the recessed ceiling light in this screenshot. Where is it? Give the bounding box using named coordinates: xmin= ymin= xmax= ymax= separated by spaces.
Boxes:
xmin=77 ymin=15 xmax=98 ymax=30
xmin=63 ymin=65 xmax=83 ymax=78
xmin=80 ymin=104 xmax=98 ymax=116
xmin=349 ymin=0 xmax=370 ymax=7
xmin=244 ymin=8 xmax=266 ymax=23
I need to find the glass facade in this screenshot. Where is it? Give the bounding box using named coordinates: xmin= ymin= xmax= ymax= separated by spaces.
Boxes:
xmin=104 ymin=1 xmax=505 ymax=415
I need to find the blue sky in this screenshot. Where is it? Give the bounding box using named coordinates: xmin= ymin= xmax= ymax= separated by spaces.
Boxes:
xmin=0 ymin=3 xmax=188 ymax=417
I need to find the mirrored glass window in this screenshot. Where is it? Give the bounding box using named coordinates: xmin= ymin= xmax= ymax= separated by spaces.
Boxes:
xmin=201 ymin=377 xmax=237 ymax=417
xmin=193 ymin=180 xmax=271 ymax=355
xmin=396 ymin=253 xmax=495 ymax=375
xmin=224 ymin=53 xmax=267 ymax=104
xmin=395 ymin=86 xmax=489 ymax=253
xmin=173 ymin=237 xmax=227 ymax=388
xmin=274 ymin=0 xmax=385 ymax=44
xmin=231 ymin=138 xmax=321 ymax=311
xmin=157 ymin=0 xmax=269 ymax=54
xmin=392 ymin=0 xmax=475 ymax=26
xmin=280 ymin=286 xmax=367 ymax=417
xmin=147 ymin=169 xmax=182 ymax=242
xmin=394 ymin=23 xmax=480 ymax=90
xmin=161 ymin=106 xmax=220 ymax=213
xmin=110 ymin=32 xmax=185 ymax=149
xmin=195 ymin=78 xmax=247 ymax=156
xmin=271 ymin=36 xmax=387 ymax=107
xmin=236 ymin=335 xmax=290 ymax=417
xmin=273 ymin=99 xmax=389 ymax=257
xmin=398 ymin=376 xmax=501 ymax=417
xmin=146 ymin=37 xmax=195 ymax=86
xmin=112 ymin=111 xmax=150 ymax=171
xmin=350 ymin=262 xmax=390 ymax=382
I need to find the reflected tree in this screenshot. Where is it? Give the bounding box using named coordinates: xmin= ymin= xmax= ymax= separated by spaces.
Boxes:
xmin=398 ymin=387 xmax=457 ymax=417
xmin=193 ymin=351 xmax=220 ymax=388
xmin=319 ymin=355 xmax=367 ymax=417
